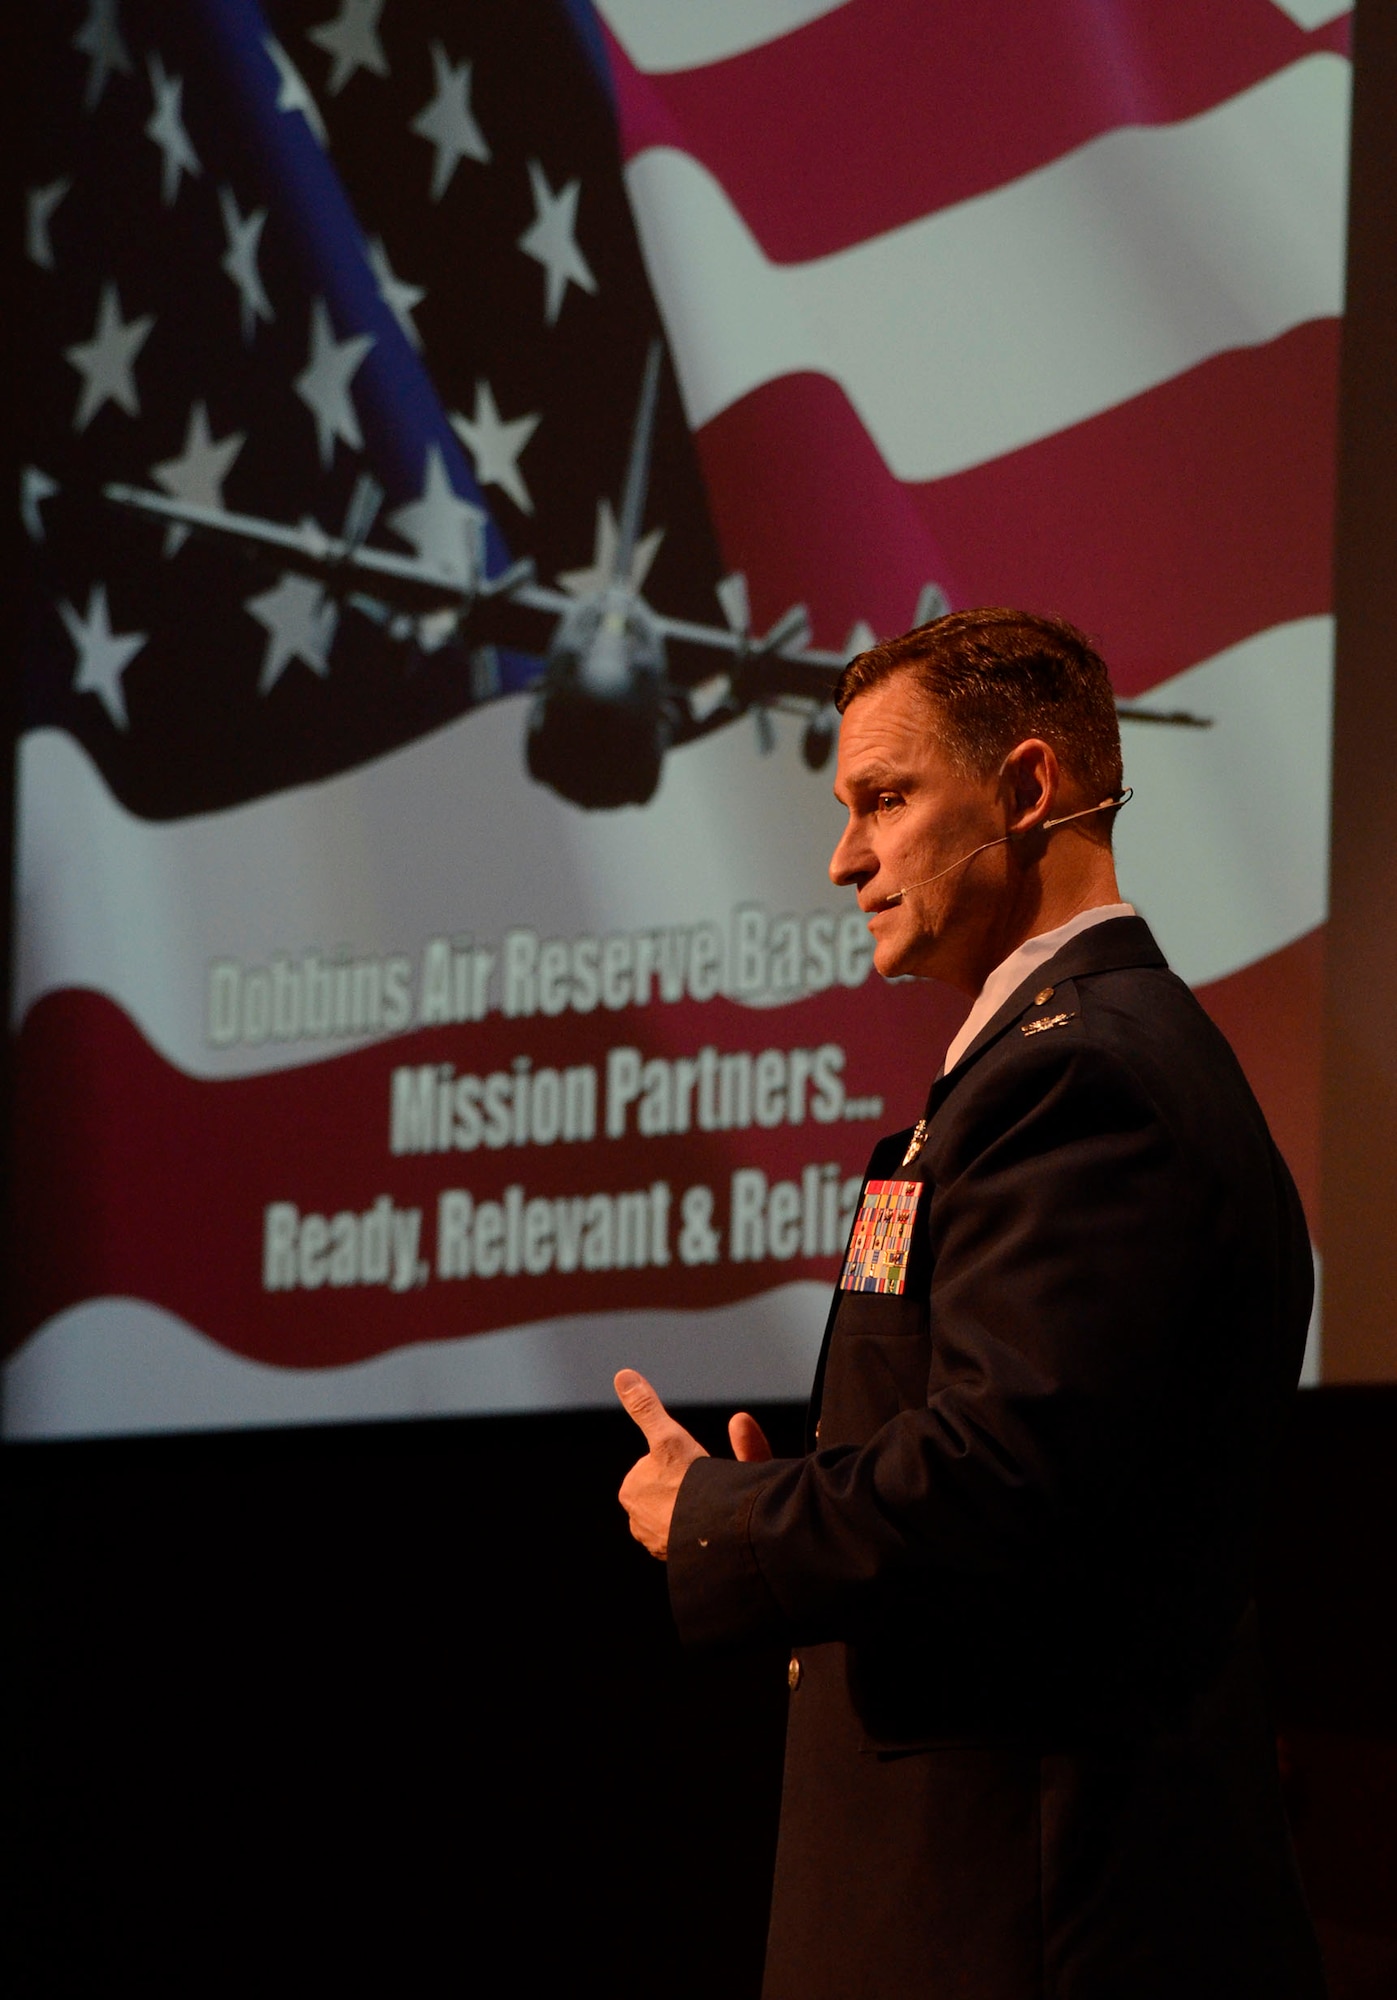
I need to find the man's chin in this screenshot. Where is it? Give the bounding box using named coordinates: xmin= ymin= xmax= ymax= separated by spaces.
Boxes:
xmin=871 ymin=924 xmax=949 ymax=985
xmin=872 ymin=934 xmax=923 ymax=982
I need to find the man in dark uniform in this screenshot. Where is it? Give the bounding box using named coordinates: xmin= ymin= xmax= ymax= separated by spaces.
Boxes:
xmin=616 ymin=610 xmax=1325 ymax=1998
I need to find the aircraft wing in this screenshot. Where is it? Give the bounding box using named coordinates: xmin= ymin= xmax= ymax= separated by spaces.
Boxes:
xmin=507 ymin=579 xmax=587 ymax=621
xmin=518 ymin=575 xmax=1213 ymax=728
xmin=104 ymin=483 xmax=485 ymax=614
xmin=731 ymin=659 xmax=1215 ymax=726
xmin=658 ymin=613 xmax=849 ymax=689
xmin=513 ymin=577 xmax=844 ymax=663
xmin=703 ymin=613 xmax=1214 ymax=729
xmin=1114 ymin=703 xmax=1212 ymax=727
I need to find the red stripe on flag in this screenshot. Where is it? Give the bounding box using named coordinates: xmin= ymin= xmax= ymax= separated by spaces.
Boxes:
xmin=10 ymin=932 xmax=1321 ymax=1361
xmin=8 ymin=979 xmax=967 ymax=1367
xmin=694 ymin=319 xmax=1340 ymax=693
xmin=1195 ymin=926 xmax=1324 ymax=1236
xmin=606 ymin=0 xmax=1349 ymax=263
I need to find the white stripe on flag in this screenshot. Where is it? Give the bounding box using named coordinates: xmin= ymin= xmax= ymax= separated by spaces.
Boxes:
xmin=1270 ymin=1 xmax=1351 ymax=28
xmin=13 ymin=617 xmax=1333 ymax=1075
xmin=625 ymin=54 xmax=1349 ymax=479
xmin=1113 ymin=617 xmax=1334 ymax=987
xmin=1 ymin=1288 xmax=832 ymax=1439
xmin=593 ymin=0 xmax=855 ymax=73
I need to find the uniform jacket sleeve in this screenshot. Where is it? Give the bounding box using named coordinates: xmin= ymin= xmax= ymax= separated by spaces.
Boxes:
xmin=668 ymin=1030 xmax=1236 ymax=1651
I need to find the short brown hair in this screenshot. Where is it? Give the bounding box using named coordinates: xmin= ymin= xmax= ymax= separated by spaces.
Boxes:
xmin=836 ymin=608 xmax=1123 ymax=810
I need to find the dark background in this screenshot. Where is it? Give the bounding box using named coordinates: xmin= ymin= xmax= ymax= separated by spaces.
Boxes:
xmin=4 ymin=1393 xmax=1397 ymax=1997
xmin=1324 ymin=0 xmax=1397 ymax=1382
xmin=8 ymin=4 xmax=1397 ymax=1995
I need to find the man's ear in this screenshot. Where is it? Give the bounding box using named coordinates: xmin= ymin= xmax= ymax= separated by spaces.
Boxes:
xmin=1002 ymin=739 xmax=1058 ymax=834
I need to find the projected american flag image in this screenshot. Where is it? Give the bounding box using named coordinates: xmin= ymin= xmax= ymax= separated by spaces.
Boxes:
xmin=9 ymin=0 xmax=1347 ymax=1434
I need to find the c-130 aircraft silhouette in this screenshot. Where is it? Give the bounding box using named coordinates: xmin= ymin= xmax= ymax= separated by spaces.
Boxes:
xmin=108 ymin=341 xmax=1206 ymax=810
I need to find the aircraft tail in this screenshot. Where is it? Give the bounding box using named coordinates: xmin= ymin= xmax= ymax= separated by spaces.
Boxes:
xmin=614 ymin=340 xmax=663 ymax=585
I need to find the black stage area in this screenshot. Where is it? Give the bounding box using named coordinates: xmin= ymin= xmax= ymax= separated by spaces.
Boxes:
xmin=5 ymin=1389 xmax=1395 ymax=1998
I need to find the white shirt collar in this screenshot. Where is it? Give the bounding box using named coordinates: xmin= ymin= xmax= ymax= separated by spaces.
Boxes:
xmin=942 ymin=903 xmax=1136 ymax=1074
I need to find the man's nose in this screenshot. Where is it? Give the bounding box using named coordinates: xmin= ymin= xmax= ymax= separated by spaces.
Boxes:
xmin=829 ymin=821 xmax=868 ymax=887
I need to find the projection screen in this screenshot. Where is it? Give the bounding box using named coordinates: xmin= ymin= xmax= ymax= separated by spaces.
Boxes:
xmin=7 ymin=0 xmax=1355 ymax=1435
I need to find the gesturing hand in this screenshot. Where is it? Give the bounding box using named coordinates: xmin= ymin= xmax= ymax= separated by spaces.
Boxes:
xmin=727 ymin=1410 xmax=774 ymax=1464
xmin=615 ymin=1369 xmax=707 ymax=1559
xmin=615 ymin=1370 xmax=774 ymax=1560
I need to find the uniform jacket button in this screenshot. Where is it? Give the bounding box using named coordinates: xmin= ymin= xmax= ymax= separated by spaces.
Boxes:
xmin=788 ymin=1653 xmax=802 ymax=1691
xmin=1034 ymin=985 xmax=1055 ymax=1005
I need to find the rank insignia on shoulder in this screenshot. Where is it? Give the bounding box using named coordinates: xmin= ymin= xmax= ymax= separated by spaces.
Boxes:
xmin=1021 ymin=1010 xmax=1076 ymax=1037
xmin=900 ymin=1118 xmax=931 ymax=1168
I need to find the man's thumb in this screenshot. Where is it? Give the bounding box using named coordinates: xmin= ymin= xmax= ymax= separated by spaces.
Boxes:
xmin=614 ymin=1368 xmax=673 ymax=1446
xmin=728 ymin=1410 xmax=773 ymax=1463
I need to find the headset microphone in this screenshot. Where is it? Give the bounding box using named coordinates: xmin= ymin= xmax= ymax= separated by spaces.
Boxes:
xmin=882 ymin=789 xmax=1132 ymax=907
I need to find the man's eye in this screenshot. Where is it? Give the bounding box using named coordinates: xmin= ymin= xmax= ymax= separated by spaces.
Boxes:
xmin=876 ymin=793 xmax=901 ymax=813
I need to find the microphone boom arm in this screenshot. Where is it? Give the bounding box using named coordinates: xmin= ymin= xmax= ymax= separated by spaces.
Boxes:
xmin=884 ymin=789 xmax=1132 ymax=906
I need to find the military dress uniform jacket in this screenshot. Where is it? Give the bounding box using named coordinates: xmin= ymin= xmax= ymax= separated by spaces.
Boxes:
xmin=669 ymin=917 xmax=1326 ymax=2000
